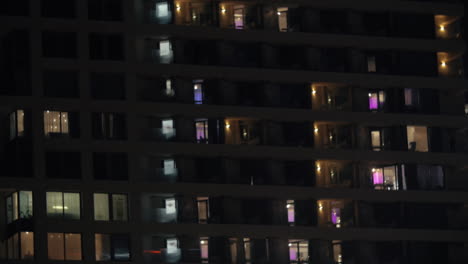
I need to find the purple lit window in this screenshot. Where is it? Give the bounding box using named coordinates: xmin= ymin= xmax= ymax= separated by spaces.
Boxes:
xmin=194 ymin=82 xmax=203 ymax=104
xmin=289 ymin=246 xmax=297 ymax=261
xmin=331 ymin=208 xmax=340 ymax=225
xmin=234 ymin=8 xmax=244 ymax=29
xmin=372 ymin=169 xmax=384 ymax=185
xmin=287 ymin=201 xmax=295 ymax=223
xmin=195 ymin=119 xmax=208 ymax=143
xmin=369 ymin=93 xmax=378 ymax=110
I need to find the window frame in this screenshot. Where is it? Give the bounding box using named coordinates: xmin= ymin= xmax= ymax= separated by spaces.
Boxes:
xmin=93 ymin=193 xmax=129 ymax=222
xmin=46 ymin=191 xmax=81 ymax=220
xmin=47 ymin=232 xmax=82 ymax=261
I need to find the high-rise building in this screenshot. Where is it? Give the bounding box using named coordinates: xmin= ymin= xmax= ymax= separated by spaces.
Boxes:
xmin=1 ymin=0 xmax=468 ymax=263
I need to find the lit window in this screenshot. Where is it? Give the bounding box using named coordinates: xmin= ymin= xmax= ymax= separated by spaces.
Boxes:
xmin=5 ymin=191 xmax=33 ymax=224
xmin=93 ymin=193 xmax=128 ymax=221
xmin=195 ymin=118 xmax=209 ymax=143
xmin=370 ymin=129 xmax=383 ymax=151
xmin=200 ymin=237 xmax=209 ymax=263
xmin=243 ymin=238 xmax=251 ymax=263
xmin=44 ymin=111 xmax=69 ymax=136
xmin=46 ymin=192 xmax=80 ymax=220
xmin=406 ymin=126 xmax=428 ymax=152
xmin=287 ymin=200 xmax=295 ymax=224
xmin=156 ymin=2 xmax=169 ymax=18
xmin=165 ymin=79 xmax=175 ymax=96
xmin=47 ymin=233 xmax=82 ymax=260
xmin=161 ymin=119 xmax=175 ymax=139
xmin=165 ymin=197 xmax=177 ymax=214
xmin=277 ymin=7 xmax=288 ymax=32
xmin=9 ymin=110 xmax=25 ymax=140
xmin=368 ymin=91 xmax=385 ymax=111
xmin=234 ymin=6 xmax=245 ymax=29
xmin=159 ymin=40 xmax=171 ymax=57
xmin=229 ymin=238 xmax=238 ymax=263
xmin=95 ymin=234 xmax=130 ymax=261
xmin=193 ymin=80 xmax=204 ymax=104
xmin=289 ymin=240 xmax=309 ymax=262
xmin=6 ymin=232 xmax=34 ymax=260
xmin=197 ymin=197 xmax=209 ymax=224
xmin=372 ymin=165 xmax=398 ymax=190
xmin=404 ymin=88 xmax=419 ymax=107
xmin=332 ymin=241 xmax=342 ymax=264
xmin=367 ymin=56 xmax=376 ymax=72
xmin=163 ymin=159 xmax=176 ymax=176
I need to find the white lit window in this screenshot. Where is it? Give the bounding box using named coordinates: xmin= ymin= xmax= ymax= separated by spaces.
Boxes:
xmin=165 ymin=198 xmax=177 ymax=214
xmin=46 ymin=192 xmax=80 ymax=220
xmin=277 ymin=7 xmax=288 ymax=32
xmin=93 ymin=193 xmax=128 ymax=221
xmin=163 ymin=159 xmax=176 ymax=176
xmin=367 ymin=56 xmax=376 ymax=72
xmin=161 ymin=119 xmax=175 ymax=139
xmin=9 ymin=110 xmax=24 ymax=140
xmin=159 ymin=40 xmax=171 ymax=57
xmin=156 ymin=2 xmax=169 ymax=18
xmin=243 ymin=238 xmax=251 ymax=263
xmin=370 ymin=129 xmax=383 ymax=151
xmin=44 ymin=111 xmax=69 ymax=136
xmin=165 ymin=79 xmax=175 ymax=96
xmin=6 ymin=191 xmax=33 ymax=224
xmin=406 ymin=126 xmax=429 ymax=152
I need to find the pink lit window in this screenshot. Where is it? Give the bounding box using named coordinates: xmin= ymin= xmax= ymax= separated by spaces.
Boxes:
xmin=200 ymin=238 xmax=209 ymax=262
xmin=287 ymin=200 xmax=295 ymax=224
xmin=368 ymin=91 xmax=385 ymax=111
xmin=372 ymin=168 xmax=384 ymax=185
xmin=331 ymin=208 xmax=341 ymax=225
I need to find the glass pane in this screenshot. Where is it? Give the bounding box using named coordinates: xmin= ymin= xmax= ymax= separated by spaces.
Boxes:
xmin=112 ymin=194 xmax=128 ymax=221
xmin=289 ymin=243 xmax=298 ymax=261
xmin=372 ymin=168 xmax=384 ymax=188
xmin=6 ymin=196 xmax=13 ymax=224
xmin=12 ymin=192 xmax=18 ymax=221
xmin=287 ymin=200 xmax=295 ymax=223
xmin=64 ymin=193 xmax=80 ymax=220
xmin=17 ymin=110 xmax=24 ymax=136
xmin=47 ymin=192 xmax=64 ymax=218
xmin=61 ymin=112 xmax=69 ymax=134
xmin=94 ymin=193 xmax=110 ymax=221
xmin=95 ymin=234 xmax=111 ymax=261
xmin=194 ymin=83 xmax=203 ymax=104
xmin=368 ymin=93 xmax=378 ymax=110
xmin=367 ymin=56 xmax=376 ymax=72
xmin=44 ymin=111 xmax=61 ymax=135
xmin=19 ymin=191 xmax=33 ymax=219
xmin=243 ymin=238 xmax=251 ymax=262
xmin=9 ymin=112 xmax=16 ymax=140
xmin=48 ymin=233 xmax=64 ymax=260
xmin=406 ymin=126 xmax=428 ymax=152
xmin=200 ymin=238 xmax=209 ymax=260
xmin=20 ymin=232 xmax=34 ymax=260
xmin=384 ymin=166 xmax=398 ymax=190
xmin=195 ymin=120 xmax=208 ymax=142
xmin=298 ymin=241 xmax=308 ymax=261
xmin=112 ymin=235 xmax=130 ymax=261
xmin=65 ymin=233 xmax=82 ymax=260
xmin=371 ymin=130 xmax=381 ymax=150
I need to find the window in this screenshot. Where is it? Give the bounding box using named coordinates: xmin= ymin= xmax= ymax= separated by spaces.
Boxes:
xmin=44 ymin=111 xmax=69 ymax=136
xmin=277 ymin=7 xmax=288 ymax=32
xmin=42 ymin=31 xmax=77 ymax=58
xmin=5 ymin=191 xmax=33 ymax=224
xmin=406 ymin=126 xmax=429 ymax=152
xmin=47 ymin=233 xmax=82 ymax=260
xmin=9 ymin=110 xmax=24 ymax=140
xmin=367 ymin=56 xmax=377 ymax=72
xmin=95 ymin=234 xmax=130 ymax=261
xmin=89 ymin=33 xmax=124 ymax=60
xmin=165 ymin=79 xmax=175 ymax=97
xmin=6 ymin=232 xmax=34 ymax=260
xmin=46 ymin=192 xmax=80 ymax=220
xmin=193 ymin=80 xmax=204 ymax=104
xmin=88 ymin=0 xmax=122 ymax=21
xmin=46 ymin=152 xmax=81 ymax=179
xmin=288 ymin=240 xmax=308 ymax=263
xmin=368 ymin=91 xmax=385 ymax=111
xmin=90 ymin=72 xmax=125 ymax=100
xmin=195 ymin=119 xmax=209 ymax=143
xmin=243 ymin=238 xmax=251 ymax=263
xmin=197 ymin=197 xmax=209 ymax=224
xmin=92 ymin=112 xmax=127 ymax=140
xmin=404 ymin=88 xmax=420 ymax=107
xmin=332 ymin=241 xmax=343 ymax=264
xmin=161 ymin=119 xmax=175 ymax=140
xmin=370 ymin=129 xmax=384 ymax=151
xmin=41 ymin=0 xmax=76 ymax=18
xmin=156 ymin=2 xmax=169 ymax=18
xmin=157 ymin=40 xmax=173 ymax=63
xmin=200 ymin=237 xmax=209 ymax=263
xmin=93 ymin=152 xmax=128 ymax=180
xmin=93 ymin=193 xmax=128 ymax=221
xmin=43 ymin=70 xmax=79 ymax=98
xmin=234 ymin=6 xmax=245 ymax=29
xmin=372 ymin=166 xmax=398 ymax=190
xmin=162 ymin=159 xmax=176 ymax=176
xmin=287 ymin=200 xmax=295 ymax=225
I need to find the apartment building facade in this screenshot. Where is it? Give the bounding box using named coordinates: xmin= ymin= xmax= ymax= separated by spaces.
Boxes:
xmin=1 ymin=0 xmax=468 ymax=263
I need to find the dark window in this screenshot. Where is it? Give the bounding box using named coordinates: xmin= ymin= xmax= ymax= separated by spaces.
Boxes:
xmin=41 ymin=0 xmax=76 ymax=18
xmin=42 ymin=31 xmax=77 ymax=58
xmin=392 ymin=13 xmax=435 ymax=39
xmin=43 ymin=71 xmax=79 ymax=98
xmin=88 ymin=0 xmax=122 ymax=21
xmin=89 ymin=34 xmax=124 ymax=60
xmin=90 ymin=72 xmax=125 ymax=100
xmin=46 ymin=152 xmax=81 ymax=179
xmin=91 ymin=112 xmax=127 ymax=140
xmin=93 ymin=153 xmax=128 ymax=180
xmin=0 ymin=30 xmax=31 ymax=95
xmin=0 ymin=0 xmax=29 ymax=16
xmin=95 ymin=234 xmax=130 ymax=261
